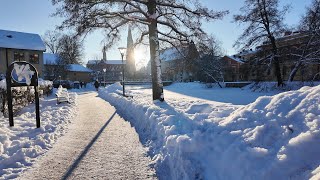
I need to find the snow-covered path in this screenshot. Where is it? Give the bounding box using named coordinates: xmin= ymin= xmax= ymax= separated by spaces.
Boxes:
xmin=19 ymin=91 xmax=156 ymax=180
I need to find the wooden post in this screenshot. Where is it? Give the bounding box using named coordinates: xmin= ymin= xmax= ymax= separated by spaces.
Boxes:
xmin=34 ymin=85 xmax=40 ymax=128
xmin=5 ymin=74 xmax=14 ymax=126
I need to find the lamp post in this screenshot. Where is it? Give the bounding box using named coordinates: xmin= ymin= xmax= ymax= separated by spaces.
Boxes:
xmin=118 ymin=47 xmax=127 ymax=96
xmin=97 ymin=71 xmax=100 ymax=81
xmin=58 ymin=75 xmax=61 ymax=86
xmin=103 ymin=68 xmax=106 ymax=87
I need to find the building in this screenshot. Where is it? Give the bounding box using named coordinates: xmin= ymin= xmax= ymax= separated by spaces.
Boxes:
xmin=86 ymin=59 xmax=125 ymax=82
xmin=66 ymin=64 xmax=93 ymax=82
xmin=223 ymin=31 xmax=320 ymax=82
xmin=0 ymin=29 xmax=46 ymax=78
xmin=255 ymin=31 xmax=320 ymax=81
xmin=159 ymin=44 xmax=199 ymax=82
xmin=44 ymin=53 xmax=92 ymax=82
xmin=222 ymin=49 xmax=255 ymax=82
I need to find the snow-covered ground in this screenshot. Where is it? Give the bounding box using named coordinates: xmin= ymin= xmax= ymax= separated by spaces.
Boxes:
xmin=0 ymin=91 xmax=77 ymax=179
xmin=100 ymin=82 xmax=320 ymax=180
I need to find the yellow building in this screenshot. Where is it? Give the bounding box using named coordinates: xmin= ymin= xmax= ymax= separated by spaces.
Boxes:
xmin=0 ymin=29 xmax=46 ymax=78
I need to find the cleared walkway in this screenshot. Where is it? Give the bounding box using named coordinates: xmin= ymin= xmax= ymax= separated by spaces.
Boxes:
xmin=19 ymin=91 xmax=156 ymax=180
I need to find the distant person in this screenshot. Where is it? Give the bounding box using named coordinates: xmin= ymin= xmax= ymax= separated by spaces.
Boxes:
xmin=94 ymin=80 xmax=100 ymax=91
xmin=84 ymin=82 xmax=87 ymax=88
xmin=80 ymin=81 xmax=83 ymax=88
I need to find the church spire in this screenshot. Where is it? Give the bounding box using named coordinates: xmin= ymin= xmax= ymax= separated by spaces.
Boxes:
xmin=126 ymin=25 xmax=136 ymax=78
xmin=102 ymin=44 xmax=107 ymax=61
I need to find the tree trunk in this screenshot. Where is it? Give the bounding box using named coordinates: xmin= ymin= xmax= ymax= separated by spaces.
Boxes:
xmin=148 ymin=0 xmax=164 ymax=101
xmin=288 ymin=61 xmax=302 ymax=82
xmin=270 ymin=36 xmax=283 ymax=86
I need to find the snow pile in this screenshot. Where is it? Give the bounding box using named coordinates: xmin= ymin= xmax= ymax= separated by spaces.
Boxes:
xmin=99 ymin=83 xmax=320 ymax=180
xmin=0 ymin=93 xmax=78 ymax=179
xmin=38 ymin=78 xmax=53 ymax=87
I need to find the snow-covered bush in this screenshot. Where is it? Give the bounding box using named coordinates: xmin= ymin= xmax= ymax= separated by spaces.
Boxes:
xmin=244 ymin=81 xmax=320 ymax=92
xmin=0 ymin=79 xmax=53 ymax=117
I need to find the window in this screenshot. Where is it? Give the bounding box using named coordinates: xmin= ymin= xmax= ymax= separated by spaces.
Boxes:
xmin=29 ymin=53 xmax=39 ymax=64
xmin=14 ymin=52 xmax=24 ymax=61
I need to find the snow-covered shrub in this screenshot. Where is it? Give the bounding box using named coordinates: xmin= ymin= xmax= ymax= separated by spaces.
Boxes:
xmin=0 ymin=79 xmax=53 ymax=117
xmin=244 ymin=81 xmax=320 ymax=92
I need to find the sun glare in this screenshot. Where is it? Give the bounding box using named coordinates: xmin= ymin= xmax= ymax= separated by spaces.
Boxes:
xmin=134 ymin=47 xmax=149 ymax=69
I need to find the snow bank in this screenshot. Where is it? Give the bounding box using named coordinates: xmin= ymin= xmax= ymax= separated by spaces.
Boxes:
xmin=0 ymin=92 xmax=77 ymax=179
xmin=100 ymin=83 xmax=320 ymax=180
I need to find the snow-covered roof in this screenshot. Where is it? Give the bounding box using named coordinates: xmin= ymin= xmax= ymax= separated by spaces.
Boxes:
xmin=0 ymin=29 xmax=46 ymax=51
xmin=68 ymin=64 xmax=93 ymax=72
xmin=160 ymin=47 xmax=183 ymax=62
xmin=87 ymin=60 xmax=126 ymax=65
xmin=226 ymin=55 xmax=245 ymax=63
xmin=226 ymin=49 xmax=258 ymax=63
xmin=87 ymin=60 xmax=100 ymax=65
xmin=43 ymin=53 xmax=59 ymax=65
xmin=107 ymin=60 xmax=126 ymax=64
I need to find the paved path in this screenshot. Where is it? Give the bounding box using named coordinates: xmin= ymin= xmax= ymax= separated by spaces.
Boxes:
xmin=19 ymin=91 xmax=156 ymax=180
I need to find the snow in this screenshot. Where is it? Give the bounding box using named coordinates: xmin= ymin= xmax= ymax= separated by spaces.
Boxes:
xmin=0 ymin=79 xmax=52 ymax=90
xmin=226 ymin=55 xmax=245 ymax=63
xmin=106 ymin=60 xmax=126 ymax=64
xmin=243 ymin=81 xmax=320 ymax=93
xmin=99 ymin=82 xmax=320 ymax=180
xmin=159 ymin=47 xmax=182 ymax=62
xmin=67 ymin=64 xmax=93 ymax=72
xmin=0 ymin=29 xmax=46 ymax=51
xmin=87 ymin=60 xmax=126 ymax=65
xmin=87 ymin=60 xmax=100 ymax=65
xmin=0 ymin=90 xmax=77 ymax=179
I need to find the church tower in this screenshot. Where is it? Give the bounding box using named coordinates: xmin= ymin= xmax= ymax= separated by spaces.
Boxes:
xmin=102 ymin=45 xmax=107 ymax=61
xmin=126 ymin=26 xmax=136 ymax=79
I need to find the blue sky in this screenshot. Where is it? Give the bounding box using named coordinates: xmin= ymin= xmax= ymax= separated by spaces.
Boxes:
xmin=0 ymin=0 xmax=312 ymax=66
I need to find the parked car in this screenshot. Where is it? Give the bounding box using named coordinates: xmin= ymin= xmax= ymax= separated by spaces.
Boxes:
xmin=74 ymin=81 xmax=80 ymax=89
xmin=53 ymin=80 xmax=74 ymax=89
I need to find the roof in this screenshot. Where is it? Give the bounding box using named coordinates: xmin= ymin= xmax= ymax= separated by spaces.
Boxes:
xmin=159 ymin=47 xmax=182 ymax=62
xmin=87 ymin=60 xmax=126 ymax=65
xmin=43 ymin=53 xmax=59 ymax=65
xmin=107 ymin=60 xmax=125 ymax=64
xmin=225 ymin=55 xmax=245 ymax=63
xmin=68 ymin=64 xmax=93 ymax=72
xmin=0 ymin=29 xmax=46 ymax=51
xmin=87 ymin=60 xmax=100 ymax=65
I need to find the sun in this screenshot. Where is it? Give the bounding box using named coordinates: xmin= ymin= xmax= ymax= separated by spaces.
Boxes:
xmin=134 ymin=47 xmax=149 ymax=69
xmin=134 ymin=48 xmax=145 ymax=62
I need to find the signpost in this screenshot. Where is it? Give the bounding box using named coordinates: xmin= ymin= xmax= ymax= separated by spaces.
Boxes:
xmin=6 ymin=61 xmax=40 ymax=128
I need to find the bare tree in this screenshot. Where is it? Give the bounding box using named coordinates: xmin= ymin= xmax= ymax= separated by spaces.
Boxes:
xmin=51 ymin=0 xmax=228 ymax=101
xmin=42 ymin=30 xmax=62 ymax=54
xmin=197 ymin=37 xmax=224 ymax=87
xmin=234 ymin=0 xmax=289 ymax=86
xmin=58 ymin=34 xmax=84 ymax=65
xmin=287 ymin=0 xmax=320 ymax=81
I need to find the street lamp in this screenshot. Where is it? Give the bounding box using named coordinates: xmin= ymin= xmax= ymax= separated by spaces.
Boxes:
xmin=58 ymin=75 xmax=61 ymax=86
xmin=118 ymin=47 xmax=127 ymax=96
xmin=97 ymin=71 xmax=100 ymax=81
xmin=103 ymin=68 xmax=106 ymax=87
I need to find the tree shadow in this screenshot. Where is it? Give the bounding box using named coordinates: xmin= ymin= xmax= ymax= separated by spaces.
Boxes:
xmin=61 ymin=111 xmax=116 ymax=180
